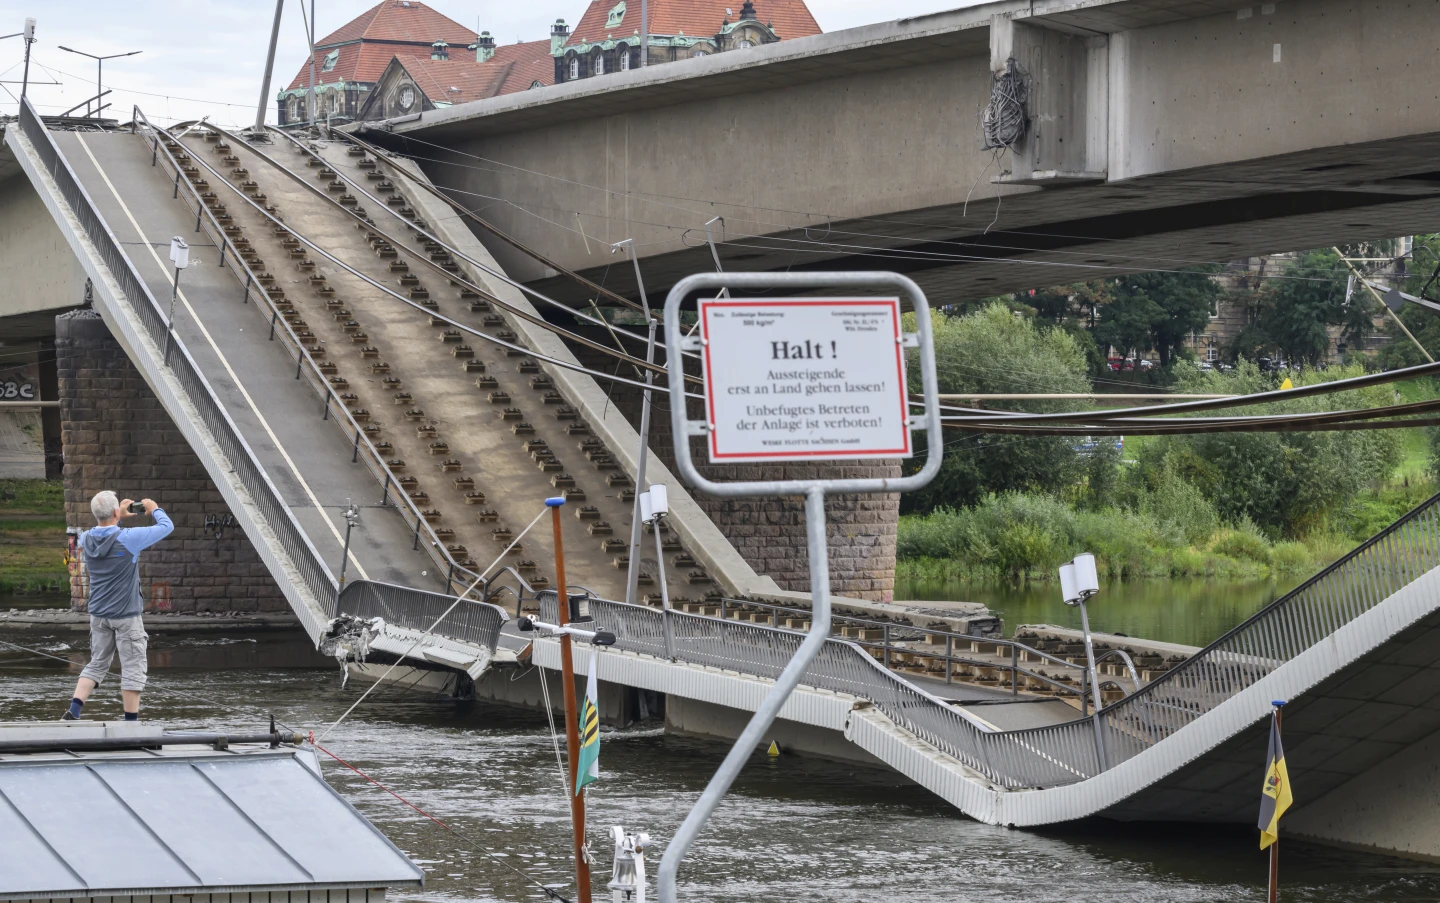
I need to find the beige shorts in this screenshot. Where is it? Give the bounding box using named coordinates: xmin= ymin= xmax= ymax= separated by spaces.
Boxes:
xmin=78 ymin=616 xmax=149 ymax=692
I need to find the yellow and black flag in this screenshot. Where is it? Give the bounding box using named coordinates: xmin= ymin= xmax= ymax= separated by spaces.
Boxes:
xmin=1258 ymin=709 xmax=1293 ymax=849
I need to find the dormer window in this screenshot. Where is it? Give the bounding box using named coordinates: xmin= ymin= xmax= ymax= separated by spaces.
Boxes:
xmin=737 ymin=39 xmax=754 ymax=49
xmin=321 ymin=49 xmax=339 ymax=72
xmin=606 ymin=1 xmax=626 ymax=28
xmin=619 ymin=44 xmax=630 ymax=70
xmin=569 ymin=55 xmax=579 ymax=79
xmin=594 ymin=52 xmax=605 ymax=75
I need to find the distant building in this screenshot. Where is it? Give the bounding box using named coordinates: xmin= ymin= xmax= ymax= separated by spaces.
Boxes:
xmin=277 ymin=0 xmax=479 ymax=127
xmin=356 ymin=36 xmax=554 ymax=121
xmin=549 ymin=0 xmax=822 ymax=84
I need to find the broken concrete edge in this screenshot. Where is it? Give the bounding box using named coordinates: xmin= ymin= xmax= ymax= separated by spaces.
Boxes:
xmin=0 ymin=609 xmax=302 ymax=633
xmin=6 ymin=125 xmax=334 ymax=644
xmin=382 ymin=152 xmax=785 ymax=600
xmin=1015 ymin=624 xmax=1201 ymax=659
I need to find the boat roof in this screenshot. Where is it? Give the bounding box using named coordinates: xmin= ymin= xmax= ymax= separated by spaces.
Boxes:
xmin=0 ymin=722 xmax=424 ymax=900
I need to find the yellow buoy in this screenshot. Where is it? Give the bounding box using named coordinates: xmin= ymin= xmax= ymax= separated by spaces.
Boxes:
xmin=767 ymin=741 xmax=781 ymax=757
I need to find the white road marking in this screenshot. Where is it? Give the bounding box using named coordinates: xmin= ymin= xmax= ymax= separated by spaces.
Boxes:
xmin=73 ymin=132 xmax=370 ymax=581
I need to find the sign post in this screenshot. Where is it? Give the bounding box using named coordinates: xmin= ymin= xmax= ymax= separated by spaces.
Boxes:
xmin=655 ymin=272 xmax=942 ymax=903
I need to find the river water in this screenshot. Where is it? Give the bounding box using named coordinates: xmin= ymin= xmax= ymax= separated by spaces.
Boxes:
xmin=896 ymin=577 xmax=1307 ymax=648
xmin=3 ymin=607 xmax=1439 ymax=902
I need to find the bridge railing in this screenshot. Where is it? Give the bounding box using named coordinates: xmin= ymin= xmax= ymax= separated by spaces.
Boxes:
xmin=128 ymin=110 xmax=487 ymax=600
xmin=15 ymin=99 xmax=338 ymax=628
xmin=541 ymin=492 xmax=1440 ymax=787
xmin=338 ymin=579 xmax=509 ymax=653
xmin=539 ymin=593 xmax=1090 ymax=787
xmin=1008 ymin=490 xmax=1440 ymax=780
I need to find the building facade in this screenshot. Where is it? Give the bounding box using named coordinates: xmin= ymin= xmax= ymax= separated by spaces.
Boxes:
xmin=356 ymin=36 xmax=554 ymax=122
xmin=277 ymin=0 xmax=478 ymax=127
xmin=550 ymin=0 xmax=821 ymax=84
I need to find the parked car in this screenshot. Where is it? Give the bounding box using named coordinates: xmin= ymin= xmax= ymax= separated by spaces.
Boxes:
xmin=1077 ymin=435 xmax=1125 ymax=456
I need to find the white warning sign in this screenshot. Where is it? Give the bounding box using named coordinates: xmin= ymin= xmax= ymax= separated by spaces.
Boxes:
xmin=699 ymin=298 xmax=912 ymax=463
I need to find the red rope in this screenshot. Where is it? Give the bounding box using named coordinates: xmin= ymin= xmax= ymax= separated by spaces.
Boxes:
xmin=310 ymin=739 xmax=573 ymax=903
xmin=313 ymin=740 xmax=453 ymax=831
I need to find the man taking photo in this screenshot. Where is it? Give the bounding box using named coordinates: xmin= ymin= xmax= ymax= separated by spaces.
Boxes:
xmin=64 ymin=490 xmax=173 ymax=721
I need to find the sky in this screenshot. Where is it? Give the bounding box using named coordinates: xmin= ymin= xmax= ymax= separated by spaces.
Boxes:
xmin=0 ymin=0 xmax=972 ymax=127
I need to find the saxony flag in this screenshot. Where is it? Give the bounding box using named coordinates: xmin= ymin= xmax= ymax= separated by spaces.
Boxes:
xmin=1258 ymin=710 xmax=1293 ymax=849
xmin=576 ymin=646 xmax=600 ymax=795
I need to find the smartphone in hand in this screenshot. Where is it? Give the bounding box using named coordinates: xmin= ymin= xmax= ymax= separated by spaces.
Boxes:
xmin=128 ymin=502 xmax=146 ymax=515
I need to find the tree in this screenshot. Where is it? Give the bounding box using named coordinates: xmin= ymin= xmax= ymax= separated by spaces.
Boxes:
xmin=903 ymin=302 xmax=1091 ymax=513
xmin=1257 ymin=250 xmax=1347 ymax=367
xmin=1093 ymin=267 xmax=1222 ymax=366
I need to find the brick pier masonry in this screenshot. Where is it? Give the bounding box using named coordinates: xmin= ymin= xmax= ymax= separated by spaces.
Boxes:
xmin=568 ymin=332 xmax=900 ymax=602
xmin=56 ymin=310 xmax=289 ymax=614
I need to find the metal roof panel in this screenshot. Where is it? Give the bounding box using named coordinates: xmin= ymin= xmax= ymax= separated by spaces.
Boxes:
xmin=0 ymin=748 xmax=423 ymax=898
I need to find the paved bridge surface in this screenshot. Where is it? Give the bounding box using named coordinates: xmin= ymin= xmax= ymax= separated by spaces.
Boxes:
xmin=12 ymin=98 xmax=1440 ymax=862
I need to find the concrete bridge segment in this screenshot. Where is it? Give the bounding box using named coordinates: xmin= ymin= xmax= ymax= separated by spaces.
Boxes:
xmin=369 ymin=0 xmax=1440 ymax=309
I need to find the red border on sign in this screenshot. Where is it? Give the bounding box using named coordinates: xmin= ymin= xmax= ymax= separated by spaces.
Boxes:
xmin=699 ymin=298 xmax=912 ymax=461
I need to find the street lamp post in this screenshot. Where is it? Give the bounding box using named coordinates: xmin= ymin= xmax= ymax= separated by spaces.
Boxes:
xmin=641 ymin=484 xmax=674 ymax=659
xmin=163 ymin=237 xmax=189 ymax=363
xmin=1059 ymin=552 xmax=1107 ymax=770
xmin=1 ymin=19 xmax=36 ymax=101
xmin=337 ymin=499 xmax=359 ymax=594
xmin=58 ymin=45 xmax=142 ymax=119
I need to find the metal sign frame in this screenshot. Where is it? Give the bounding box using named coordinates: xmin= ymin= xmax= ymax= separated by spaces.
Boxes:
xmin=656 ymin=271 xmax=942 ymax=902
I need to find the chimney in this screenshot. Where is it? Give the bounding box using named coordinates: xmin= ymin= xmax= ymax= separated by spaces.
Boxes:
xmin=550 ymin=19 xmax=570 ymax=55
xmin=431 ymin=40 xmax=449 ymax=60
xmin=470 ymin=31 xmax=496 ymax=63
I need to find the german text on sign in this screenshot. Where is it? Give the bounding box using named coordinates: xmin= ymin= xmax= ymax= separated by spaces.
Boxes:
xmin=699 ymin=298 xmax=911 ymax=462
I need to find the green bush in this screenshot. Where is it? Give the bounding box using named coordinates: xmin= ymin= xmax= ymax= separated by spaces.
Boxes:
xmin=1270 ymin=541 xmax=1314 ymax=572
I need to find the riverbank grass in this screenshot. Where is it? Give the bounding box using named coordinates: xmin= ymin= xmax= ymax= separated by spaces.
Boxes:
xmin=0 ymin=479 xmax=69 ymax=596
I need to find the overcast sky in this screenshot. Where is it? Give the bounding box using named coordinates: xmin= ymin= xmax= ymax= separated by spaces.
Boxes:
xmin=0 ymin=0 xmax=969 ymax=127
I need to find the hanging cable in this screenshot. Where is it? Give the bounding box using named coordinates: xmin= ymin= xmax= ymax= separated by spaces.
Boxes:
xmin=313 ymin=741 xmax=573 ymax=903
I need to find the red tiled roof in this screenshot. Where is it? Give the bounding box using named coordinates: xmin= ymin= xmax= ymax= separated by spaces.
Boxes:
xmin=389 ymin=40 xmax=554 ymax=106
xmin=565 ymin=0 xmax=820 ymax=47
xmin=285 ymin=0 xmax=478 ymax=91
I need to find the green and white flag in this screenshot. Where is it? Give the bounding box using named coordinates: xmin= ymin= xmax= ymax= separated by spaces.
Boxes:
xmin=576 ymin=646 xmax=600 ymax=795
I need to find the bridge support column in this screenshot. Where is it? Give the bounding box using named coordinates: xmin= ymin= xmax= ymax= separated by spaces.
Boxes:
xmin=55 ymin=310 xmax=290 ymax=616
xmin=988 ymin=13 xmax=1109 ymax=185
xmin=567 ymin=337 xmax=900 ymax=601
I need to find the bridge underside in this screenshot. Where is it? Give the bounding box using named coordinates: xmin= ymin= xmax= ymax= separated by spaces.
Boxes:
xmin=365 ymin=0 xmax=1440 ymax=307
xmin=1103 ymin=608 xmax=1440 ymax=827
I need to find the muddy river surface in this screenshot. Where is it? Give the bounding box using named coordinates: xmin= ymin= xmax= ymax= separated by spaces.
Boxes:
xmin=1 ymin=623 xmax=1437 ymax=902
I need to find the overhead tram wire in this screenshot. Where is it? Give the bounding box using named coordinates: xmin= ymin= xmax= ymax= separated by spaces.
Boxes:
xmin=210 ymin=123 xmax=699 ymax=386
xmin=268 ymin=126 xmax=663 ymax=339
xmin=374 ymin=130 xmax=1368 ymax=287
xmin=149 ymin=118 xmax=703 ymax=400
xmin=342 ymin=127 xmax=650 ymax=316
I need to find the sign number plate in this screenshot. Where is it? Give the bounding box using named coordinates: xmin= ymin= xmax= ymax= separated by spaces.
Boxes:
xmin=699 ymin=298 xmax=912 ymax=462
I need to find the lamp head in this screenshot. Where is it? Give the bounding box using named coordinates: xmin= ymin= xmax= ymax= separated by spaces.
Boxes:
xmin=1058 ymin=563 xmax=1079 ymax=606
xmin=168 ymin=236 xmax=190 ymax=269
xmin=25 ymin=19 xmax=36 ymax=41
xmin=1072 ymin=553 xmax=1099 ymax=598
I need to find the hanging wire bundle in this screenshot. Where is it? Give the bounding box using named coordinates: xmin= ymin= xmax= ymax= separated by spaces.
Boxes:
xmin=982 ymin=57 xmax=1030 ymax=150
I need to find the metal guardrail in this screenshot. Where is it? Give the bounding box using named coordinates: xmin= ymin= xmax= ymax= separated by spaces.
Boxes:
xmin=338 ymin=579 xmax=509 ymax=653
xmin=539 ymin=493 xmax=1440 ymax=788
xmin=14 ymin=99 xmax=339 ymax=625
xmin=131 ymin=109 xmax=483 ymax=597
xmin=699 ymin=596 xmax=1121 ymax=702
xmin=1011 ymin=489 xmax=1440 ymax=779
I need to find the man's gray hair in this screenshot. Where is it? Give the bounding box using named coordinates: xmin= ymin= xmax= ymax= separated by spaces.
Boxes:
xmin=90 ymin=490 xmax=119 ymax=522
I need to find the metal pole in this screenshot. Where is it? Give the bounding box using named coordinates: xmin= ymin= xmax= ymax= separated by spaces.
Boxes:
xmin=163 ymin=266 xmax=182 ymax=363
xmin=1078 ymin=598 xmax=1107 ymax=770
xmin=617 ymin=240 xmax=655 ymax=607
xmin=255 ymin=0 xmax=286 ymax=131
xmin=657 ymin=487 xmax=833 ymax=903
xmin=1268 ymin=704 xmax=1282 ymax=903
xmin=654 ymin=514 xmax=674 ymax=659
xmin=303 ymin=0 xmax=317 ymax=126
xmin=95 ymin=58 xmax=101 ymax=118
xmin=641 ymin=0 xmax=648 ymax=66
xmin=1334 ymin=248 xmax=1432 ymax=363
xmin=337 ymin=501 xmax=356 ymax=592
xmin=551 ymin=501 xmax=593 ymax=903
xmin=703 ymin=217 xmax=730 ymax=299
xmin=20 ymin=19 xmax=33 ymax=101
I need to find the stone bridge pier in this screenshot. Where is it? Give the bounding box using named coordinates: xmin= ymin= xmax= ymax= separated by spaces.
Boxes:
xmin=56 ymin=311 xmax=289 ymax=615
